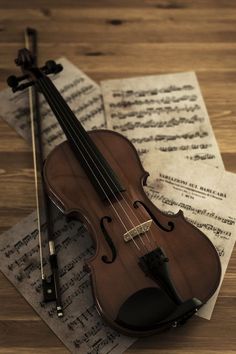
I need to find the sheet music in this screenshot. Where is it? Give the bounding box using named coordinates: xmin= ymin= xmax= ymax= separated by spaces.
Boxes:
xmin=0 ymin=57 xmax=105 ymax=157
xmin=0 ymin=59 xmax=230 ymax=351
xmin=0 ymin=208 xmax=135 ymax=353
xmin=144 ymin=152 xmax=236 ymax=320
xmin=101 ymin=72 xmax=224 ymax=169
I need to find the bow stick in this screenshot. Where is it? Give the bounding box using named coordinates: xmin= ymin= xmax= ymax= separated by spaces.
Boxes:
xmin=24 ymin=28 xmax=64 ymax=317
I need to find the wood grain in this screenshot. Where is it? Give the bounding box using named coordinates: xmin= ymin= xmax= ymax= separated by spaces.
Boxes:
xmin=0 ymin=0 xmax=235 ymax=353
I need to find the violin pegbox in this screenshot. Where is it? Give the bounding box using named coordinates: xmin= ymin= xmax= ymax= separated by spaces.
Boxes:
xmin=7 ymin=49 xmax=38 ymax=92
xmin=7 ymin=48 xmax=63 ymax=93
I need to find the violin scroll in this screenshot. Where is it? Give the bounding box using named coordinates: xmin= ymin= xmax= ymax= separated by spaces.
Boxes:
xmin=7 ymin=48 xmax=63 ymax=92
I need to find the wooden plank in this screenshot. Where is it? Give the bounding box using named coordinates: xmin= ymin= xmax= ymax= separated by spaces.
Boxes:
xmin=0 ymin=8 xmax=236 ymax=25
xmin=0 ymin=350 xmax=67 ymax=354
xmin=0 ymin=320 xmax=66 ymax=348
xmin=1 ymin=23 xmax=236 ymax=44
xmin=2 ymin=44 xmax=236 ymax=72
xmin=0 ymin=0 xmax=235 ymax=9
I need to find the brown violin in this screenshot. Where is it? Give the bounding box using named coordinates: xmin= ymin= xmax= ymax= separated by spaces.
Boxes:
xmin=9 ymin=49 xmax=221 ymax=337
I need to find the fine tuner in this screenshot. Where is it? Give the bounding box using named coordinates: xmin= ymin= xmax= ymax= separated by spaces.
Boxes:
xmin=7 ymin=58 xmax=63 ymax=92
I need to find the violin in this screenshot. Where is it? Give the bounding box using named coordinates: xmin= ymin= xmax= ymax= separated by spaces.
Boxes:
xmin=8 ymin=48 xmax=221 ymax=337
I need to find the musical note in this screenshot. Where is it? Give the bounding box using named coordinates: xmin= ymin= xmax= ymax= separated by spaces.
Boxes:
xmin=101 ymin=71 xmax=224 ymax=170
xmin=113 ymin=115 xmax=204 ymax=131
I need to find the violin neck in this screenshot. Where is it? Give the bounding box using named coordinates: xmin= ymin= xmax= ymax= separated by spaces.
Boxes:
xmin=36 ymin=75 xmax=125 ymax=200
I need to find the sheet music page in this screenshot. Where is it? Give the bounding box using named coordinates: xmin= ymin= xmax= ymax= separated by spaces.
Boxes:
xmin=144 ymin=152 xmax=236 ymax=320
xmin=0 ymin=57 xmax=105 ymax=157
xmin=101 ymin=72 xmax=224 ymax=169
xmin=0 ymin=208 xmax=135 ymax=353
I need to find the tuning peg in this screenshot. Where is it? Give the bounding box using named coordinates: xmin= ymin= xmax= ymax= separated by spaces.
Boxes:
xmin=41 ymin=60 xmax=63 ymax=75
xmin=12 ymin=81 xmax=35 ymax=93
xmin=54 ymin=63 xmax=63 ymax=74
xmin=7 ymin=75 xmax=19 ymax=88
xmin=7 ymin=74 xmax=29 ymax=89
xmin=45 ymin=60 xmax=57 ymax=73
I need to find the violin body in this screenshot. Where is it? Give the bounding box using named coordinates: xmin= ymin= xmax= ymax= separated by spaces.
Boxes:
xmin=44 ymin=129 xmax=221 ymax=336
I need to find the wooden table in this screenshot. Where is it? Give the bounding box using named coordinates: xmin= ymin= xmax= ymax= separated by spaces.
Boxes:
xmin=0 ymin=0 xmax=236 ymax=353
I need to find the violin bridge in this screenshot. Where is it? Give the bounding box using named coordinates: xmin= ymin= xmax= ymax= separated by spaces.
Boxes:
xmin=123 ymin=219 xmax=153 ymax=242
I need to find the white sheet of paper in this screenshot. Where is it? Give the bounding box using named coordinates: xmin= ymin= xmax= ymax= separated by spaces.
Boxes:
xmin=144 ymin=152 xmax=236 ymax=319
xmin=0 ymin=57 xmax=105 ymax=157
xmin=101 ymin=72 xmax=224 ymax=170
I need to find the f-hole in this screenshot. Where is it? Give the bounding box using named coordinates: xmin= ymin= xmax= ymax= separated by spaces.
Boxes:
xmin=133 ymin=201 xmax=174 ymax=232
xmin=100 ymin=216 xmax=117 ymax=263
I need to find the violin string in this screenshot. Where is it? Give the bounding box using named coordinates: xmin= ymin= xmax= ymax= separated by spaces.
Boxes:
xmin=39 ymin=78 xmax=143 ymax=253
xmin=42 ymin=77 xmax=157 ymax=251
xmin=44 ymin=77 xmax=157 ymax=249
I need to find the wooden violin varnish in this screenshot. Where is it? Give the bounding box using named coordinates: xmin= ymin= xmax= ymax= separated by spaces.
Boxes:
xmin=8 ymin=48 xmax=221 ymax=337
